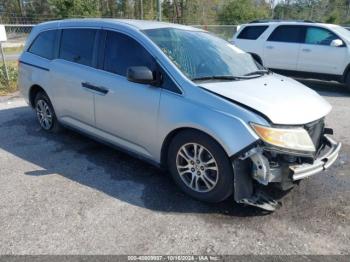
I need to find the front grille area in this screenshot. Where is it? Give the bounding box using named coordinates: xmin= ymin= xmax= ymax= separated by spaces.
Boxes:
xmin=304 ymin=118 xmax=325 ymax=150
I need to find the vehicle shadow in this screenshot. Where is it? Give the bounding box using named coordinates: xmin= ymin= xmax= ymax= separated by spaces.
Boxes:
xmin=0 ymin=106 xmax=279 ymax=218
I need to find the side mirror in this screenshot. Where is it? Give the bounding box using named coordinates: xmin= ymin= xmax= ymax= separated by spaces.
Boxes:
xmin=127 ymin=66 xmax=157 ymax=85
xmin=330 ymin=39 xmax=344 ymax=47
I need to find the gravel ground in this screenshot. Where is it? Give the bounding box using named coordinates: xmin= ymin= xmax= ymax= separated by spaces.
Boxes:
xmin=0 ymin=81 xmax=349 ymax=255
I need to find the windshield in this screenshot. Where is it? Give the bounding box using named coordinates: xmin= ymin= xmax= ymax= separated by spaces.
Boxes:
xmin=144 ymin=28 xmax=262 ymax=81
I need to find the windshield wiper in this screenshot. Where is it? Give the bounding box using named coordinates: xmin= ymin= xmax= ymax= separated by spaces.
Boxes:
xmin=191 ymin=75 xmax=245 ymax=81
xmin=244 ymin=69 xmax=271 ymax=76
xmin=192 ymin=71 xmax=271 ymax=81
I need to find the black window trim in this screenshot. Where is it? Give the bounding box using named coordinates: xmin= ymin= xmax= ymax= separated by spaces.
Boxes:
xmin=99 ymin=27 xmax=183 ymax=95
xmin=19 ymin=60 xmax=50 ymax=71
xmin=267 ymin=25 xmax=306 ymax=44
xmin=237 ymin=25 xmax=269 ymax=40
xmin=27 ymin=28 xmax=59 ymax=60
xmin=303 ymin=25 xmax=347 ymax=47
xmin=267 ymin=24 xmax=347 ymax=47
xmin=53 ymin=29 xmax=61 ymax=59
xmin=97 ymin=30 xmax=107 ymax=70
xmin=158 ymin=61 xmax=184 ymax=96
xmin=58 ymin=27 xmax=100 ymax=68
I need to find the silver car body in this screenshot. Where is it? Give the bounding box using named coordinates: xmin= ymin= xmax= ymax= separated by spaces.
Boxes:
xmin=19 ymin=19 xmax=268 ymax=161
xmin=19 ymin=19 xmax=341 ymax=205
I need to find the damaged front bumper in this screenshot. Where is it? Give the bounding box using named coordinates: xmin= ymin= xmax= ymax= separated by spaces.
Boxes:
xmin=290 ymin=135 xmax=341 ymax=180
xmin=233 ymin=134 xmax=341 ymax=211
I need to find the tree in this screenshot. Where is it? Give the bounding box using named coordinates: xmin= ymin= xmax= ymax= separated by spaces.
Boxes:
xmin=217 ymin=0 xmax=270 ymax=24
xmin=2 ymin=0 xmax=350 ymax=26
xmin=48 ymin=0 xmax=101 ymax=18
xmin=273 ymin=0 xmax=350 ymax=24
xmin=161 ymin=0 xmax=219 ymax=24
xmin=0 ymin=0 xmax=28 ymax=23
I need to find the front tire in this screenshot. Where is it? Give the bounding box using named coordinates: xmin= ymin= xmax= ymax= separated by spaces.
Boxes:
xmin=34 ymin=92 xmax=61 ymax=132
xmin=167 ymin=130 xmax=234 ymax=203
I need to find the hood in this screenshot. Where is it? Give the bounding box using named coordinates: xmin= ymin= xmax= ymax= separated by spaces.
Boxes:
xmin=199 ymin=74 xmax=332 ymax=125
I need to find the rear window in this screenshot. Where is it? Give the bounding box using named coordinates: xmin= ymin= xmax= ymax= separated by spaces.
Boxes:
xmin=268 ymin=25 xmax=305 ymax=43
xmin=305 ymin=27 xmax=339 ymax=46
xmin=59 ymin=29 xmax=97 ymax=66
xmin=28 ymin=30 xmax=57 ymax=60
xmin=237 ymin=26 xmax=268 ymax=40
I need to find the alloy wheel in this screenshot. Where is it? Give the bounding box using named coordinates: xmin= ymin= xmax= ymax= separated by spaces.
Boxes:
xmin=35 ymin=99 xmax=53 ymax=130
xmin=176 ymin=143 xmax=219 ymax=193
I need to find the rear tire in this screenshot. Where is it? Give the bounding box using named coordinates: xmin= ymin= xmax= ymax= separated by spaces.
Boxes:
xmin=34 ymin=92 xmax=61 ymax=133
xmin=167 ymin=130 xmax=234 ymax=203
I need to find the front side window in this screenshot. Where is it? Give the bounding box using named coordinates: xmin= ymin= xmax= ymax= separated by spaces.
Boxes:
xmin=59 ymin=29 xmax=96 ymax=66
xmin=103 ymin=31 xmax=156 ymax=76
xmin=29 ymin=30 xmax=57 ymax=59
xmin=237 ymin=26 xmax=268 ymax=40
xmin=268 ymin=25 xmax=304 ymax=43
xmin=305 ymin=27 xmax=339 ymax=46
xmin=144 ymin=28 xmax=260 ymax=80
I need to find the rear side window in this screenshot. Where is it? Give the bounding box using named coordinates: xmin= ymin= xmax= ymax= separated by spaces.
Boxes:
xmin=29 ymin=30 xmax=57 ymax=59
xmin=305 ymin=27 xmax=339 ymax=46
xmin=103 ymin=31 xmax=156 ymax=76
xmin=59 ymin=29 xmax=97 ymax=66
xmin=237 ymin=26 xmax=268 ymax=40
xmin=268 ymin=25 xmax=304 ymax=43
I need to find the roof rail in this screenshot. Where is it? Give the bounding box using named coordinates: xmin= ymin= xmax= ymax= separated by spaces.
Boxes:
xmin=249 ymin=19 xmax=315 ymax=24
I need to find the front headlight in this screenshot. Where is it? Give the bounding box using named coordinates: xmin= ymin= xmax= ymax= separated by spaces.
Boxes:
xmin=250 ymin=123 xmax=315 ymax=153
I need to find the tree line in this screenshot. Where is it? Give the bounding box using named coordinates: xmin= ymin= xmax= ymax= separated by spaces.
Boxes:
xmin=0 ymin=0 xmax=350 ymax=25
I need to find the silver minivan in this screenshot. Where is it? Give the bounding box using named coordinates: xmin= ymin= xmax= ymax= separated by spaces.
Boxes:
xmin=19 ymin=19 xmax=341 ymax=211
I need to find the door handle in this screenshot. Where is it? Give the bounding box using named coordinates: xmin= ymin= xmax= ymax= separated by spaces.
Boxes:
xmin=266 ymin=45 xmax=274 ymax=49
xmin=302 ymin=48 xmax=311 ymax=52
xmin=82 ymin=82 xmax=109 ymax=95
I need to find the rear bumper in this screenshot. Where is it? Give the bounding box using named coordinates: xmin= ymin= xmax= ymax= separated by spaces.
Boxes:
xmin=290 ymin=135 xmax=341 ymax=180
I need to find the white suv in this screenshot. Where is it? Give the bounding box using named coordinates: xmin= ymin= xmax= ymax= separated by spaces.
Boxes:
xmin=232 ymin=20 xmax=350 ymax=90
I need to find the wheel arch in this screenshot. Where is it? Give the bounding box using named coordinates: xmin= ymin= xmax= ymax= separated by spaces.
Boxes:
xmin=249 ymin=52 xmax=263 ymax=66
xmin=342 ymin=63 xmax=350 ymax=82
xmin=160 ymin=127 xmax=232 ymax=168
xmin=29 ymin=84 xmax=46 ymax=108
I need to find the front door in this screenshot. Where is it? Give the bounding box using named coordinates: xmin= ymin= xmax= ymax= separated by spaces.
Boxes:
xmin=93 ymin=30 xmax=161 ymax=158
xmin=263 ymin=25 xmax=304 ymax=71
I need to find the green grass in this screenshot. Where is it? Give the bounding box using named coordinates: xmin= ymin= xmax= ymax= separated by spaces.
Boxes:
xmin=3 ymin=46 xmax=24 ymax=55
xmin=0 ymin=61 xmax=18 ymax=96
